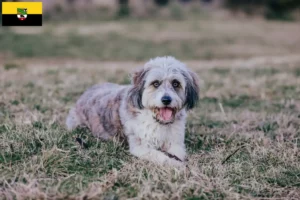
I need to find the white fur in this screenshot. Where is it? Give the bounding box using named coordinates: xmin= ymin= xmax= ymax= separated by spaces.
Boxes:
xmin=66 ymin=56 xmax=199 ymax=168
xmin=120 ymin=105 xmax=187 ymax=167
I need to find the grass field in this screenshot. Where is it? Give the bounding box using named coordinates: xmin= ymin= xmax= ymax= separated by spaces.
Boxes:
xmin=1 ymin=15 xmax=300 ymax=199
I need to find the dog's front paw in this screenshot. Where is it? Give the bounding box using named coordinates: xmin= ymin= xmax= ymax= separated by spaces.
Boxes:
xmin=167 ymin=145 xmax=187 ymax=162
xmin=167 ymin=158 xmax=186 ymax=169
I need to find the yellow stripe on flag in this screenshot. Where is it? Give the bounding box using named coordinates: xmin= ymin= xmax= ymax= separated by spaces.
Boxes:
xmin=2 ymin=2 xmax=42 ymax=14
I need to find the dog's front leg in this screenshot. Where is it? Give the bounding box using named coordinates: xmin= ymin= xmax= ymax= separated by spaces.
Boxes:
xmin=166 ymin=143 xmax=187 ymax=162
xmin=163 ymin=131 xmax=187 ymax=162
xmin=128 ymin=136 xmax=183 ymax=167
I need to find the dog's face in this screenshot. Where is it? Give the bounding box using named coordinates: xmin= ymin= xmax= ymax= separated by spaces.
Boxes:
xmin=129 ymin=57 xmax=200 ymax=125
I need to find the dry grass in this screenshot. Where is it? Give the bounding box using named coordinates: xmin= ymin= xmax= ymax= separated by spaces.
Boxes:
xmin=1 ymin=16 xmax=300 ymax=199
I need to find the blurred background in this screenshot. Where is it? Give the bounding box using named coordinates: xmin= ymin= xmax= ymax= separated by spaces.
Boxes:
xmin=0 ymin=0 xmax=300 ymax=62
xmin=1 ymin=2 xmax=300 ymax=198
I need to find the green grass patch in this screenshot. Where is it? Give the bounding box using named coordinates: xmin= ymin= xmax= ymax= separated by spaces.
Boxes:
xmin=4 ymin=63 xmax=21 ymax=70
xmin=294 ymin=68 xmax=300 ymax=77
xmin=267 ymin=167 xmax=300 ymax=187
xmin=0 ymin=30 xmax=236 ymax=61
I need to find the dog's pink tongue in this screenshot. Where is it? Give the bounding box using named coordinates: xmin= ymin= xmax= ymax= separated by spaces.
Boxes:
xmin=159 ymin=108 xmax=173 ymax=121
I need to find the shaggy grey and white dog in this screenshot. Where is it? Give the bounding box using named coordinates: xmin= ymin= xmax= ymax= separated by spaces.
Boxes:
xmin=66 ymin=56 xmax=200 ymax=167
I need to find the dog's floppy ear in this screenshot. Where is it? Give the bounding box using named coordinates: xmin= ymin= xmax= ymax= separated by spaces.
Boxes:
xmin=128 ymin=67 xmax=148 ymax=109
xmin=185 ymin=71 xmax=200 ymax=110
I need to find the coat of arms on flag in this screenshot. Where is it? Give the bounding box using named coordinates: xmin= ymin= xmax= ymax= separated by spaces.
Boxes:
xmin=17 ymin=8 xmax=27 ymax=20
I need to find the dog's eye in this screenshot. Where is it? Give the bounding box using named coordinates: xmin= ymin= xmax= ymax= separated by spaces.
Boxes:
xmin=152 ymin=81 xmax=160 ymax=88
xmin=172 ymin=80 xmax=180 ymax=88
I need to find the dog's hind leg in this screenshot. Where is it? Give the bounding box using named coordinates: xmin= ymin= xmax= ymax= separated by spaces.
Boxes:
xmin=66 ymin=107 xmax=81 ymax=131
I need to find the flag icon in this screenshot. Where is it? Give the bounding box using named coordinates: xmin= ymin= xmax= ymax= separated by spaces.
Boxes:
xmin=2 ymin=2 xmax=42 ymax=26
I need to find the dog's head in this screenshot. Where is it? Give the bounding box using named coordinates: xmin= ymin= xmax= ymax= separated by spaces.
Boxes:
xmin=129 ymin=56 xmax=200 ymax=125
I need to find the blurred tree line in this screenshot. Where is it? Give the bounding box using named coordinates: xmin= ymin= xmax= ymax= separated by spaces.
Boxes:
xmin=1 ymin=0 xmax=299 ymax=21
xmin=224 ymin=0 xmax=300 ymax=20
xmin=123 ymin=0 xmax=300 ymax=20
xmin=122 ymin=0 xmax=300 ymax=20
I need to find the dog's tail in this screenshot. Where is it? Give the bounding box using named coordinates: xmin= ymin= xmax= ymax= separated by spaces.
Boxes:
xmin=66 ymin=107 xmax=80 ymax=131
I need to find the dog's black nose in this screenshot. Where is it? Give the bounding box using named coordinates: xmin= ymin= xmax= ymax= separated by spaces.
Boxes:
xmin=161 ymin=96 xmax=172 ymax=105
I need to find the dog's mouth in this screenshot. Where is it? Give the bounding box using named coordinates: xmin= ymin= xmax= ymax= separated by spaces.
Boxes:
xmin=153 ymin=107 xmax=177 ymax=124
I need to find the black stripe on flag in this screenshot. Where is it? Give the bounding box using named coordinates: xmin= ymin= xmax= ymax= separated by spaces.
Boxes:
xmin=2 ymin=14 xmax=42 ymax=26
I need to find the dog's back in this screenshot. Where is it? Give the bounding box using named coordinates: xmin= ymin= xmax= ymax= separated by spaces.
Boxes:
xmin=66 ymin=83 xmax=128 ymax=140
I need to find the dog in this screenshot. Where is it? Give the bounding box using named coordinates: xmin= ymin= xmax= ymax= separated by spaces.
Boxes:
xmin=66 ymin=56 xmax=200 ymax=167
